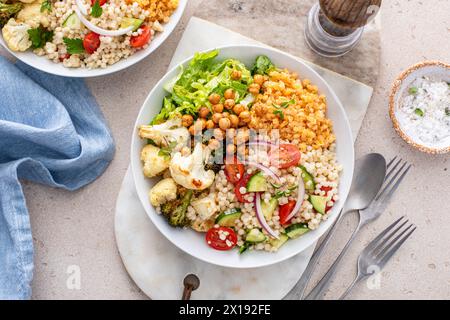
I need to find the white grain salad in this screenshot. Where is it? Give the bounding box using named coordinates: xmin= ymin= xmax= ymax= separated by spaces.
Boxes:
xmin=1 ymin=0 xmax=178 ymax=69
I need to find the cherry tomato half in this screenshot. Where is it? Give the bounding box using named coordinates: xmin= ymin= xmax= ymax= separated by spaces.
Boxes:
xmin=91 ymin=0 xmax=107 ymax=5
xmin=59 ymin=53 xmax=71 ymax=62
xmin=130 ymin=26 xmax=152 ymax=48
xmin=279 ymin=200 xmax=297 ymax=225
xmin=206 ymin=226 xmax=237 ymax=251
xmin=83 ymin=32 xmax=100 ymax=54
xmin=235 ymin=173 xmax=252 ymax=203
xmin=320 ymin=186 xmax=334 ymax=212
xmin=224 ymin=156 xmax=245 ymax=184
xmin=268 ymin=143 xmax=301 ymax=169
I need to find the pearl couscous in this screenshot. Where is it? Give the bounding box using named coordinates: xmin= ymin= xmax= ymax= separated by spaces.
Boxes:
xmin=1 ymin=0 xmax=178 ymax=68
xmin=138 ymin=50 xmax=342 ymax=254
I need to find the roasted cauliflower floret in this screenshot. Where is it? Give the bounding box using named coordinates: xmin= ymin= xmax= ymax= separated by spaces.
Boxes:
xmin=140 ymin=144 xmax=170 ymax=178
xmin=2 ymin=18 xmax=31 ymax=51
xmin=149 ymin=178 xmax=177 ymax=207
xmin=139 ymin=117 xmax=189 ymax=152
xmin=169 ymin=143 xmax=215 ymax=190
xmin=16 ymin=0 xmax=49 ymax=28
xmin=191 ymin=194 xmax=218 ymax=221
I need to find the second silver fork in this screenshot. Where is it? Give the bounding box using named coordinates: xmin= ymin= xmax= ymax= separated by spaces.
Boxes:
xmin=305 ymin=157 xmax=412 ymax=300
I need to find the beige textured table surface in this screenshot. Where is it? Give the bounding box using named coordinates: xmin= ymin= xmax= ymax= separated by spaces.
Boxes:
xmin=1 ymin=0 xmax=449 ymax=300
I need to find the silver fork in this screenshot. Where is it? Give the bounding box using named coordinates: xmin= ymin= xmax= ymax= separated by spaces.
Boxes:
xmin=305 ymin=157 xmax=412 ymax=300
xmin=340 ymin=216 xmax=416 ymax=299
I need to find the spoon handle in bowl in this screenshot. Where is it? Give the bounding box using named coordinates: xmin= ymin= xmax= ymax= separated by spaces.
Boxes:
xmin=283 ymin=208 xmax=348 ymax=300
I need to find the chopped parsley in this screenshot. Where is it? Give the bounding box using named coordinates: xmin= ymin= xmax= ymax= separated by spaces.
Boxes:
xmin=445 ymin=107 xmax=450 ymax=116
xmin=158 ymin=141 xmax=177 ymax=160
xmin=275 ymin=185 xmax=298 ymax=198
xmin=414 ymin=108 xmax=424 ymax=117
xmin=40 ymin=0 xmax=52 ymax=12
xmin=27 ymin=27 xmax=53 ymax=49
xmin=409 ymin=87 xmax=418 ymax=95
xmin=273 ymin=109 xmax=284 ymax=120
xmin=90 ymin=0 xmax=103 ymax=18
xmin=63 ymin=37 xmax=85 ymax=54
xmin=273 ymin=98 xmax=295 ymax=109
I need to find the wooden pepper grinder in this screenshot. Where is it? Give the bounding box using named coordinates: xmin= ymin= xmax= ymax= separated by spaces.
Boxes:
xmin=305 ymin=0 xmax=382 ymax=57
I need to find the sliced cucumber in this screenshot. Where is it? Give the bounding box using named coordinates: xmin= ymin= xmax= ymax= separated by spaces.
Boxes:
xmin=309 ymin=195 xmax=328 ymax=214
xmin=260 ymin=197 xmax=278 ymax=220
xmin=63 ymin=13 xmax=81 ymax=29
xmin=246 ymin=172 xmax=267 ymax=192
xmin=269 ymin=233 xmax=289 ymax=249
xmin=299 ymin=165 xmax=315 ymax=193
xmin=238 ymin=242 xmax=250 ymax=254
xmin=215 ymin=208 xmax=242 ymax=227
xmin=120 ymin=17 xmax=143 ymax=31
xmin=285 ymin=223 xmax=309 ymax=239
xmin=245 ymin=229 xmax=266 ymax=243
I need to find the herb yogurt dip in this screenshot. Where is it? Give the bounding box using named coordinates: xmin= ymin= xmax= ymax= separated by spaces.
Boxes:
xmin=395 ymin=77 xmax=450 ymax=149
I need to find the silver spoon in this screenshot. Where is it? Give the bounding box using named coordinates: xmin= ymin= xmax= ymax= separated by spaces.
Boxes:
xmin=283 ymin=153 xmax=387 ymax=300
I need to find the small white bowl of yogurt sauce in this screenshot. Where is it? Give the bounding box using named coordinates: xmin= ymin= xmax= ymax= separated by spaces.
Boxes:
xmin=390 ymin=61 xmax=450 ymax=154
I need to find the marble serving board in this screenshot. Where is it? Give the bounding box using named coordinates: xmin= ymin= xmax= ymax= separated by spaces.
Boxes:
xmin=114 ymin=17 xmax=374 ymax=300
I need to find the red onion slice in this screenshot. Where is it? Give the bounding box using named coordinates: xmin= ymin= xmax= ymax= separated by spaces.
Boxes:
xmin=75 ymin=8 xmax=134 ymax=36
xmin=284 ymin=177 xmax=306 ymax=222
xmin=245 ymin=162 xmax=281 ymax=184
xmin=254 ymin=193 xmax=279 ymax=239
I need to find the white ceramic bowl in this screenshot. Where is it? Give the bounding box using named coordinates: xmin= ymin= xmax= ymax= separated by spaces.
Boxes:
xmin=131 ymin=45 xmax=355 ymax=268
xmin=0 ymin=0 xmax=187 ymax=78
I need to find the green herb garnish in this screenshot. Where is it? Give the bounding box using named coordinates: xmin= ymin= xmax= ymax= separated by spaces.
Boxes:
xmin=158 ymin=141 xmax=177 ymax=160
xmin=445 ymin=107 xmax=450 ymax=116
xmin=251 ymin=55 xmax=275 ymax=75
xmin=275 ymin=185 xmax=298 ymax=198
xmin=409 ymin=87 xmax=418 ymax=95
xmin=27 ymin=27 xmax=53 ymax=49
xmin=40 ymin=0 xmax=52 ymax=12
xmin=90 ymin=0 xmax=103 ymax=18
xmin=414 ymin=108 xmax=424 ymax=117
xmin=273 ymin=109 xmax=284 ymax=120
xmin=63 ymin=37 xmax=84 ymax=54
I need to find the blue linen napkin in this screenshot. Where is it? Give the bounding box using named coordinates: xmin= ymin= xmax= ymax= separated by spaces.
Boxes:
xmin=0 ymin=57 xmax=115 ymax=299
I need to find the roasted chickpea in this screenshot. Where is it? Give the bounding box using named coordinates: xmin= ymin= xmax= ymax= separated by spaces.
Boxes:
xmin=226 ymin=143 xmax=236 ymax=154
xmin=222 ymin=111 xmax=230 ymax=118
xmin=188 ymin=125 xmax=196 ymax=135
xmin=209 ymin=93 xmax=221 ymax=105
xmin=219 ymin=117 xmax=231 ymax=130
xmin=212 ymin=103 xmax=224 ymax=113
xmin=224 ymin=99 xmax=236 ymax=110
xmin=232 ymin=104 xmax=245 ymax=115
xmin=239 ymin=110 xmax=251 ymax=123
xmin=208 ymin=138 xmax=220 ymax=150
xmin=213 ymin=128 xmax=225 ymax=140
xmin=181 ymin=114 xmax=194 ymax=127
xmin=253 ymin=74 xmax=264 ymax=85
xmin=205 ymin=119 xmax=215 ymax=129
xmin=224 ymin=89 xmax=235 ymax=100
xmin=231 ymin=70 xmax=242 ymax=80
xmin=248 ymin=83 xmax=261 ymax=95
xmin=212 ymin=113 xmax=222 ymax=124
xmin=229 ymin=114 xmax=239 ymax=128
xmin=198 ymin=106 xmax=210 ymax=118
